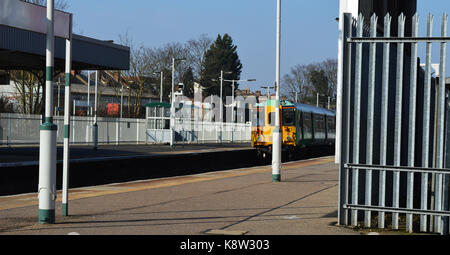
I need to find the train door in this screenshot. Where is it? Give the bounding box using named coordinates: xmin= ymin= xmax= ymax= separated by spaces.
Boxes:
xmin=297 ymin=110 xmax=303 ymax=144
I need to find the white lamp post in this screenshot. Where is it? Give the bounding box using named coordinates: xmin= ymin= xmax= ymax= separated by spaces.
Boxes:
xmin=62 ymin=13 xmax=73 ymax=217
xmin=223 ymin=78 xmax=256 ymax=122
xmin=39 ymin=0 xmax=57 ymax=224
xmin=272 ymin=0 xmax=282 ymax=182
xmin=261 ymin=85 xmax=275 ymax=100
xmin=154 ymin=71 xmax=164 ymax=103
xmin=93 ymin=70 xmax=98 ymax=151
xmin=170 ymin=58 xmax=186 ymax=148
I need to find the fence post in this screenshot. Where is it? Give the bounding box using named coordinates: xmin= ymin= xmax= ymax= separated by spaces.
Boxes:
xmin=136 ymin=118 xmax=139 ymax=144
xmin=435 ymin=13 xmax=448 ymax=234
xmin=364 ymin=14 xmax=377 ymax=228
xmin=351 ymin=14 xmax=364 ymax=227
xmin=337 ymin=12 xmax=352 ymax=226
xmin=406 ymin=13 xmax=419 ymax=233
xmin=378 ymin=13 xmax=391 ymax=229
xmin=116 ymin=119 xmax=119 ymax=145
xmin=392 ymin=13 xmax=406 ymax=230
xmin=7 ymin=113 xmax=11 ymax=145
xmin=420 ymin=13 xmax=434 ymax=233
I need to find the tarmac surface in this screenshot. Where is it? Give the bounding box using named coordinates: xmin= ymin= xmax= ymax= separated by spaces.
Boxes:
xmin=0 ymin=155 xmax=361 ymax=235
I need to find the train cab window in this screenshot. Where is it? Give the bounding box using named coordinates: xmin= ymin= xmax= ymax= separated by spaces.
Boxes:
xmin=282 ymin=108 xmax=295 ymax=126
xmin=268 ymin=112 xmax=276 ymax=126
xmin=252 ymin=109 xmax=265 ymax=127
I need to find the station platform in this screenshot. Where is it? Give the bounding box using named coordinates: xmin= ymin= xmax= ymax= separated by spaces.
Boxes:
xmin=0 ymin=156 xmax=360 ymax=235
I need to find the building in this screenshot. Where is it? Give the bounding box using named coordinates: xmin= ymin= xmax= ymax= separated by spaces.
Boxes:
xmin=0 ymin=0 xmax=130 ymax=117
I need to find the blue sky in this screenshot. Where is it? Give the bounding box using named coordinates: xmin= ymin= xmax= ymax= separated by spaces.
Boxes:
xmin=67 ymin=0 xmax=450 ymax=92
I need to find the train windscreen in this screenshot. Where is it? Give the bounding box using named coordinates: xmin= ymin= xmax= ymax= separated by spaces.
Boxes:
xmin=282 ymin=108 xmax=295 ymax=126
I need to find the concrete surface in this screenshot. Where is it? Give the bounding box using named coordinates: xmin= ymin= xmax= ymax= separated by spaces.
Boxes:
xmin=0 ymin=156 xmax=360 ymax=235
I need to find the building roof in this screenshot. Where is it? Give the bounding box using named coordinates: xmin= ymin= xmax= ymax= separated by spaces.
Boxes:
xmin=0 ymin=0 xmax=129 ymax=71
xmin=145 ymin=102 xmax=171 ymax=108
xmin=0 ymin=25 xmax=130 ymax=70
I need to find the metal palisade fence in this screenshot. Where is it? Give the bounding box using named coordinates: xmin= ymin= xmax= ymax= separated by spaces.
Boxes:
xmin=0 ymin=113 xmax=251 ymax=145
xmin=337 ymin=12 xmax=450 ymax=234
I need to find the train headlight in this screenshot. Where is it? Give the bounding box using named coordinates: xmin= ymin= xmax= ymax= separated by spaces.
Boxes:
xmin=286 ymin=133 xmax=292 ymax=141
xmin=257 ymin=135 xmax=263 ymax=142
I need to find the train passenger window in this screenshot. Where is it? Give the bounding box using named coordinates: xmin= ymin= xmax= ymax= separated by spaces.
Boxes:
xmin=303 ymin=113 xmax=312 ymax=139
xmin=327 ymin=117 xmax=335 ymax=132
xmin=327 ymin=116 xmax=336 ymax=138
xmin=314 ymin=115 xmax=324 ymax=131
xmin=282 ymin=108 xmax=295 ymax=126
xmin=314 ymin=114 xmax=325 ymax=139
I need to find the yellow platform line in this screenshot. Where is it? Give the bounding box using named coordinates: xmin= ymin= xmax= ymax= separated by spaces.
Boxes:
xmin=0 ymin=156 xmax=334 ymax=211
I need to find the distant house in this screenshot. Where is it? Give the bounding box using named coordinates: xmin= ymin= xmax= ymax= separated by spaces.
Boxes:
xmin=0 ymin=70 xmax=159 ymax=116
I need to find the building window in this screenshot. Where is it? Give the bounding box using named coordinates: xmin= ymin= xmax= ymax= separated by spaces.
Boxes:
xmin=0 ymin=72 xmax=10 ymax=85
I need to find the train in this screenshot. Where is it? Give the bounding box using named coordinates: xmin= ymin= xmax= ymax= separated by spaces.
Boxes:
xmin=251 ymin=99 xmax=336 ymax=159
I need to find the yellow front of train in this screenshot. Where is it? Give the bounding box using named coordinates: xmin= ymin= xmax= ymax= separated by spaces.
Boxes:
xmin=281 ymin=105 xmax=296 ymax=149
xmin=251 ymin=100 xmax=297 ymax=152
xmin=251 ymin=104 xmax=272 ymax=148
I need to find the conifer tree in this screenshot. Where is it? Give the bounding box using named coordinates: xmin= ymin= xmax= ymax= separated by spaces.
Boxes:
xmin=199 ymin=34 xmax=242 ymax=99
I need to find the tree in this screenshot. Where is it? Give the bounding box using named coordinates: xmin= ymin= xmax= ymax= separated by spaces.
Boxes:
xmin=144 ymin=42 xmax=189 ymax=102
xmin=199 ymin=34 xmax=242 ymax=99
xmin=181 ymin=67 xmax=195 ymax=98
xmin=281 ymin=64 xmax=316 ymax=104
xmin=282 ymin=59 xmax=337 ymax=108
xmin=0 ymin=96 xmax=14 ymax=113
xmin=8 ymin=70 xmax=43 ymax=114
xmin=186 ymin=34 xmax=213 ymax=81
xmin=310 ymin=69 xmax=329 ymax=95
xmin=318 ymin=59 xmax=338 ymax=99
xmin=117 ymin=32 xmax=153 ymax=118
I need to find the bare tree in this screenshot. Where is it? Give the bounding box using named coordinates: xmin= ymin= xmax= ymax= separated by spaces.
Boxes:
xmin=282 ymin=64 xmax=315 ymax=104
xmin=8 ymin=70 xmax=44 ymax=114
xmin=186 ymin=34 xmax=213 ymax=81
xmin=117 ymin=32 xmax=152 ymax=118
xmin=112 ymin=33 xmax=213 ymax=109
xmin=144 ymin=41 xmax=190 ymax=102
xmin=281 ymin=59 xmax=337 ymax=107
xmin=318 ymin=59 xmax=338 ymax=98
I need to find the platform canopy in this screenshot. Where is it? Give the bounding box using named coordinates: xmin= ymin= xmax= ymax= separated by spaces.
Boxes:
xmin=0 ymin=0 xmax=130 ymax=71
xmin=145 ymin=102 xmax=172 ymax=108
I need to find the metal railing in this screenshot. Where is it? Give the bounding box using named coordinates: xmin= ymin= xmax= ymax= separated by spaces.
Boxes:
xmin=337 ymin=12 xmax=450 ymax=234
xmin=145 ymin=117 xmax=251 ymax=144
xmin=0 ymin=113 xmax=147 ymax=145
xmin=0 ymin=113 xmax=252 ymax=145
